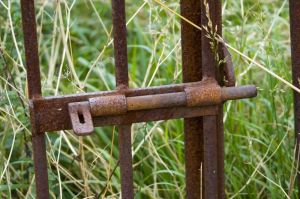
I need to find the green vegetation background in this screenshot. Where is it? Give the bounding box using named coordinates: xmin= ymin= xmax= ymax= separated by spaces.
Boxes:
xmin=0 ymin=0 xmax=297 ymax=198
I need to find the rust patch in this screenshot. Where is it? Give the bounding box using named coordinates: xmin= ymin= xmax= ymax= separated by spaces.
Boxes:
xmin=89 ymin=95 xmax=127 ymax=116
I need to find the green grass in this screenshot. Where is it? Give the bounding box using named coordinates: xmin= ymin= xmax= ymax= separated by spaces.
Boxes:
xmin=0 ymin=0 xmax=298 ymax=198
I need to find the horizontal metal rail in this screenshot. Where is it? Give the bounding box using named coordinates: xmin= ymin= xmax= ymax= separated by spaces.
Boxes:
xmin=67 ymin=83 xmax=256 ymax=135
xmin=30 ymin=81 xmax=256 ymax=133
xmin=86 ymin=85 xmax=256 ymax=115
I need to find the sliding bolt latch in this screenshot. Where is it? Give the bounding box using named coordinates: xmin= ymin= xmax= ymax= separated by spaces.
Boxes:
xmin=67 ymin=84 xmax=257 ymax=136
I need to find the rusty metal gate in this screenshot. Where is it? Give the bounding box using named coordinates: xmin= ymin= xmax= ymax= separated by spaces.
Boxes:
xmin=19 ymin=0 xmax=300 ymax=198
xmin=290 ymin=1 xmax=300 ymax=199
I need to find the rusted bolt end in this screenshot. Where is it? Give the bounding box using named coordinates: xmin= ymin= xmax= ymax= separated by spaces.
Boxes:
xmin=68 ymin=102 xmax=94 ymax=136
xmin=221 ymin=85 xmax=257 ymax=101
xmin=185 ymin=85 xmax=222 ymax=107
xmin=89 ymin=95 xmax=127 ymax=116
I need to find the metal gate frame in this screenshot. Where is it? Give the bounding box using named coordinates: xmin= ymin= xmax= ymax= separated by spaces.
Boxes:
xmin=20 ymin=0 xmax=262 ymax=198
xmin=289 ymin=1 xmax=300 ymax=198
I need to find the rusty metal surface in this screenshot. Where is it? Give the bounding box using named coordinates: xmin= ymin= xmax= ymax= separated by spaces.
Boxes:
xmin=222 ymin=85 xmax=257 ymax=101
xmin=93 ymin=106 xmax=218 ymax=125
xmin=20 ymin=0 xmax=49 ymax=198
xmin=203 ymin=116 xmax=219 ymax=198
xmin=31 ymin=133 xmax=49 ymax=199
xmin=127 ymin=92 xmax=186 ymax=111
xmin=180 ymin=0 xmax=203 ymax=197
xmin=33 ymin=98 xmax=215 ymax=132
xmin=20 ymin=0 xmax=41 ymax=99
xmin=185 ymin=83 xmax=222 ymax=106
xmin=222 ymin=45 xmax=236 ymax=87
xmin=112 ymin=0 xmax=129 ymax=89
xmin=216 ymin=110 xmax=225 ymax=199
xmin=32 ymin=83 xmax=256 ymax=132
xmin=118 ymin=125 xmax=134 ymax=199
xmin=289 ymin=0 xmax=300 ymax=197
xmin=215 ymin=1 xmax=226 ymax=197
xmin=29 ymin=82 xmax=203 ymax=132
xmin=201 ymin=0 xmax=223 ymax=198
xmin=111 ymin=0 xmax=134 ymax=198
xmin=68 ymin=102 xmax=93 ymax=135
xmin=90 ymin=95 xmax=127 ymax=116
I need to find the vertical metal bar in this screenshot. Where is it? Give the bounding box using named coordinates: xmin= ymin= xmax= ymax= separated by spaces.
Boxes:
xmin=289 ymin=1 xmax=300 ymax=198
xmin=112 ymin=0 xmax=129 ymax=89
xmin=20 ymin=1 xmax=49 ymax=199
xmin=31 ymin=133 xmax=49 ymax=199
xmin=202 ymin=116 xmax=218 ymax=198
xmin=215 ymin=1 xmax=225 ymax=198
xmin=20 ymin=0 xmax=41 ymax=97
xmin=201 ymin=0 xmax=218 ymax=80
xmin=201 ymin=0 xmax=223 ymax=198
xmin=216 ymin=111 xmax=225 ymax=199
xmin=180 ymin=1 xmax=203 ymax=198
xmin=111 ymin=1 xmax=134 ymax=198
xmin=118 ymin=125 xmax=133 ymax=198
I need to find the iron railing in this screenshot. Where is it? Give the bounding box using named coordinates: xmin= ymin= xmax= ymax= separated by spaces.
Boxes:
xmin=289 ymin=1 xmax=300 ymax=199
xmin=20 ymin=0 xmax=300 ymax=198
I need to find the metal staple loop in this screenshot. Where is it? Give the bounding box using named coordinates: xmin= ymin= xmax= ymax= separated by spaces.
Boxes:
xmin=68 ymin=102 xmax=93 ymax=136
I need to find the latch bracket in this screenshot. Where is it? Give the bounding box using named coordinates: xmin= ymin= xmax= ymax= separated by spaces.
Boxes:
xmin=68 ymin=101 xmax=93 ymax=136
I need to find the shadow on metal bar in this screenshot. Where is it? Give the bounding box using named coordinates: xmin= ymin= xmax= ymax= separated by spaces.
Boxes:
xmin=289 ymin=0 xmax=300 ymax=198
